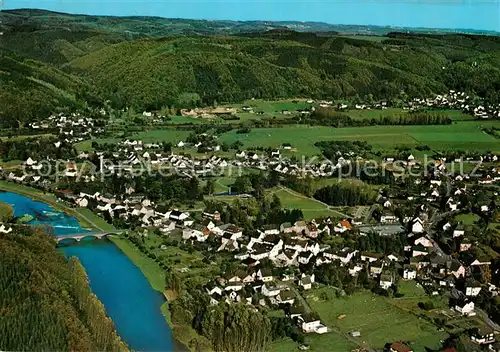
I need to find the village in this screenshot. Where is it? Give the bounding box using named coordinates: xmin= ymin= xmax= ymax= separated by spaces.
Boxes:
xmin=3 ymin=133 xmax=500 ymax=351
xmin=1 ymin=89 xmax=500 ymax=352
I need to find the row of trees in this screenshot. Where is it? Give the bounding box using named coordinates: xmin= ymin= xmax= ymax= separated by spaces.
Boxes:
xmin=306 ymin=108 xmax=452 ymax=127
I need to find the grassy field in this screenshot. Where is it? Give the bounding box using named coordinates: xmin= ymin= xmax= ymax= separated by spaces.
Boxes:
xmin=145 ymin=231 xmax=221 ymax=277
xmin=269 ymin=333 xmax=357 ymax=352
xmin=218 ymin=121 xmax=500 ymax=156
xmin=0 ymin=133 xmax=55 ymax=141
xmin=231 ymin=99 xmax=313 ymax=114
xmin=305 ymin=286 xmax=448 ymax=351
xmin=74 ymin=208 xmax=116 ymax=232
xmin=0 ymin=160 xmax=23 ymax=168
xmin=74 ymin=137 xmax=120 ymax=152
xmin=269 ymin=187 xmax=344 ymax=220
xmin=126 ymin=129 xmax=192 ymax=143
xmin=455 ymin=213 xmax=481 ymax=226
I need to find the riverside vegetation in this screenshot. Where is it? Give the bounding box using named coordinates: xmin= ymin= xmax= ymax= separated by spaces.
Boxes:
xmin=0 ymin=227 xmax=126 ymax=351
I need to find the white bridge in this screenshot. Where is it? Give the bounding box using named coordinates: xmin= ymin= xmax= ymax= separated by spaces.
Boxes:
xmin=56 ymin=231 xmax=123 ymax=243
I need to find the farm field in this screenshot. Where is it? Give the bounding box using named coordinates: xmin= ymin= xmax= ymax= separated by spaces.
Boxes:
xmin=305 ymin=287 xmax=448 ymax=351
xmin=230 ymin=99 xmax=313 ymax=114
xmin=344 ymin=107 xmax=404 ymax=120
xmin=268 ymin=186 xmax=347 ymax=220
xmin=269 ymin=333 xmax=357 ymax=352
xmin=128 ymin=129 xmax=191 ymax=143
xmin=218 ymin=121 xmax=500 ymax=156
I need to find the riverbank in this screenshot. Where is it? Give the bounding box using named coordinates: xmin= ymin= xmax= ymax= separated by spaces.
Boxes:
xmin=109 ymin=236 xmax=197 ymax=351
xmin=0 ymin=181 xmax=114 ymax=232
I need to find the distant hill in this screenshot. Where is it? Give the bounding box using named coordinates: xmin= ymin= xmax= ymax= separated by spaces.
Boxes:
xmin=1 ymin=9 xmax=500 ymax=114
xmin=1 ymin=9 xmax=498 ymax=38
xmin=67 ymin=35 xmax=450 ymax=109
xmin=0 ymin=49 xmax=96 ymax=127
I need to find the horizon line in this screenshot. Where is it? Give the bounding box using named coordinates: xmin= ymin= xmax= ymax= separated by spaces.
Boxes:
xmin=2 ymin=7 xmax=500 ymax=35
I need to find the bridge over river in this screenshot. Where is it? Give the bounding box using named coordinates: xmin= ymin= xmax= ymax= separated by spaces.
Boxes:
xmin=56 ymin=231 xmax=125 ymax=243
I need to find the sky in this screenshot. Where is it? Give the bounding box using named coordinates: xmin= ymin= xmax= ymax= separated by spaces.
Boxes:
xmin=2 ymin=0 xmax=500 ymax=31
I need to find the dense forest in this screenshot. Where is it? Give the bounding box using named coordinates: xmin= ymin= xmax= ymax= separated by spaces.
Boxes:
xmin=2 ymin=9 xmax=500 ymax=116
xmin=0 ymin=227 xmax=126 ymax=351
xmin=314 ymin=183 xmax=377 ymax=206
xmin=0 ymin=51 xmax=97 ymax=128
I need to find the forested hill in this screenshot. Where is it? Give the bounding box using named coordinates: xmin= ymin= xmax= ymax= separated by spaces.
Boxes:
xmin=0 ymin=228 xmax=126 ymax=351
xmin=67 ymin=32 xmax=500 ymax=109
xmin=2 ymin=9 xmax=500 ymax=114
xmin=0 ymin=50 xmax=97 ymax=128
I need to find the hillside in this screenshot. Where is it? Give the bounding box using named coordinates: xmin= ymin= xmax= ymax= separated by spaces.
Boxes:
xmin=0 ymin=49 xmax=96 ymax=127
xmin=67 ymin=33 xmax=500 ymax=109
xmin=0 ymin=227 xmax=125 ymax=351
xmin=2 ymin=9 xmax=500 ymax=112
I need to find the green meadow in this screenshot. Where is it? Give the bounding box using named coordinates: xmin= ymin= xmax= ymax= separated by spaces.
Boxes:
xmin=218 ymin=121 xmax=499 ymax=156
xmin=306 ymin=286 xmax=448 ymax=351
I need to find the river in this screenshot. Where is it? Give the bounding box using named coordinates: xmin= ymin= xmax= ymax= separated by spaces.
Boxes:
xmin=0 ymin=191 xmax=176 ymax=352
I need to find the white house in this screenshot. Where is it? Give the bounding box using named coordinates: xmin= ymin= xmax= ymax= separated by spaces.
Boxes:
xmin=0 ymin=224 xmax=12 ymax=233
xmin=412 ymin=218 xmax=424 ymax=233
xmin=25 ymin=157 xmax=37 ymax=166
xmin=298 ymin=274 xmax=315 ymax=290
xmin=276 ymin=290 xmax=295 ymax=305
xmin=75 ymin=197 xmax=89 ymax=208
xmin=261 ymin=284 xmax=280 ymax=297
xmin=403 ymin=267 xmax=417 ymax=280
xmin=455 ymin=301 xmax=475 ymax=316
xmin=225 ymin=281 xmax=243 ymax=291
xmin=299 ymin=314 xmax=327 ymax=334
xmin=169 ymin=210 xmax=189 ymax=221
xmin=453 ymin=226 xmax=465 ymax=238
xmin=465 ymin=281 xmax=482 ymax=297
xmin=470 ymin=327 xmax=495 ymax=344
xmin=380 ymin=274 xmax=393 ymax=290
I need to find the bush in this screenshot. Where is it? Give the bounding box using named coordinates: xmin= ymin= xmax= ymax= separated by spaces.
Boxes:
xmin=418 ymin=301 xmax=435 ymax=310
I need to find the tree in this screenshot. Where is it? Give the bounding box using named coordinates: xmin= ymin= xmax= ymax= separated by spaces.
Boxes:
xmin=271 ymin=194 xmax=282 ymax=210
xmin=165 ymin=268 xmax=183 ymax=295
xmin=204 ymin=179 xmax=216 ymax=195
xmin=203 ymin=303 xmax=271 ymax=352
xmin=232 ymin=176 xmax=252 ymax=194
xmin=0 ymin=202 xmax=14 ymax=223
